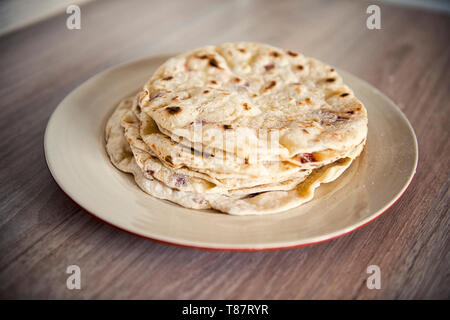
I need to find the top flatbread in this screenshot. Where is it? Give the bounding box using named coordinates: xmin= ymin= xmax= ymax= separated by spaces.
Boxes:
xmin=140 ymin=42 xmax=368 ymax=160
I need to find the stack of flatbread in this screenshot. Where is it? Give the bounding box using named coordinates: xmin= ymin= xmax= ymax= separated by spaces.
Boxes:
xmin=105 ymin=42 xmax=368 ymax=215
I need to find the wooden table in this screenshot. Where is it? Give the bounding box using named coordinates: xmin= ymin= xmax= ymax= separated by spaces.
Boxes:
xmin=0 ymin=0 xmax=448 ymax=299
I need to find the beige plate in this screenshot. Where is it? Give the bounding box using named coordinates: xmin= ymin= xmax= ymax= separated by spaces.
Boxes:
xmin=44 ymin=55 xmax=418 ymax=250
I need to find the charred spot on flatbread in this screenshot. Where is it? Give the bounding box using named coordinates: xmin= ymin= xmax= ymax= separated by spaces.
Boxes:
xmin=165 ymin=106 xmax=181 ymax=115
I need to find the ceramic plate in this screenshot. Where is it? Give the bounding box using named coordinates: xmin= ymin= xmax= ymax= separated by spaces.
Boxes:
xmin=44 ymin=55 xmax=418 ymax=250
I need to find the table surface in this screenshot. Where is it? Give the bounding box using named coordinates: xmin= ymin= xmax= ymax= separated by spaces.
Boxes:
xmin=0 ymin=0 xmax=448 ymax=299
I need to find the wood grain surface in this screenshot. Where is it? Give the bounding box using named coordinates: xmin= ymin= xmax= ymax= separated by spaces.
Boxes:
xmin=0 ymin=0 xmax=448 ymax=299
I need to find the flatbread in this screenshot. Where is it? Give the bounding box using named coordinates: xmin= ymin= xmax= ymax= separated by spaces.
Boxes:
xmin=120 ymin=96 xmax=313 ymax=193
xmin=105 ymin=96 xmax=364 ymax=214
xmin=133 ymin=93 xmax=361 ymax=178
xmin=140 ymin=42 xmax=367 ymax=161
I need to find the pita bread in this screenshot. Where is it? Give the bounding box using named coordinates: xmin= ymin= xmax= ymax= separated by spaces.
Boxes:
xmin=105 ymin=96 xmax=364 ymax=214
xmin=140 ymin=42 xmax=367 ymax=161
xmin=105 ymin=42 xmax=367 ymax=214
